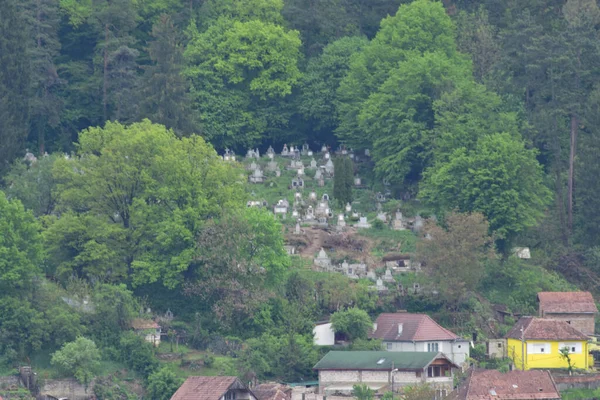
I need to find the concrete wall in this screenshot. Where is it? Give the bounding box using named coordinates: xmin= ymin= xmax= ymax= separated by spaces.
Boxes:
xmin=0 ymin=376 xmax=21 ymax=388
xmin=40 ymin=378 xmax=94 ymax=400
xmin=313 ymin=323 xmax=335 ymax=346
xmin=488 ymin=339 xmax=507 ymax=359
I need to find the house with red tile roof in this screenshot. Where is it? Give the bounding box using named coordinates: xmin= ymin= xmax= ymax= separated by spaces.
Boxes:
xmin=369 ymin=312 xmax=470 ymax=366
xmin=171 ymin=376 xmax=257 ymax=400
xmin=538 ymin=292 xmax=598 ymax=335
xmin=505 ymin=317 xmax=590 ymax=370
xmin=449 ymin=369 xmax=561 ymax=400
xmin=252 ymin=383 xmax=291 ymax=400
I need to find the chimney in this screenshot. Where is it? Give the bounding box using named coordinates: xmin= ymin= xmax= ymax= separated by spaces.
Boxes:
xmin=373 ymin=322 xmax=378 ymax=332
xmin=398 ymin=323 xmax=403 ymax=335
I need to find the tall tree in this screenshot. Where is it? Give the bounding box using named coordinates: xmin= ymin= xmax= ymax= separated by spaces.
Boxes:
xmin=333 ymin=156 xmax=354 ymax=207
xmin=184 ymin=16 xmax=302 ymax=149
xmin=24 ymin=0 xmax=63 ymax=155
xmin=0 ymin=0 xmax=31 ymax=173
xmin=139 ymin=14 xmax=193 ymax=135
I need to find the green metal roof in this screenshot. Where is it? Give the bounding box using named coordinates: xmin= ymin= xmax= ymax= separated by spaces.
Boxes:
xmin=313 ymin=351 xmax=441 ymax=371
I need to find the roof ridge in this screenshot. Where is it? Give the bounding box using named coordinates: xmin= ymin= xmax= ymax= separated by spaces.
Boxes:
xmin=412 ymin=314 xmax=428 ymax=340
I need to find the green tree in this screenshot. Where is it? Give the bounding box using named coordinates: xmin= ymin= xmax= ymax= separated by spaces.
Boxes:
xmin=51 ymin=337 xmax=101 ymax=388
xmin=299 ymin=36 xmax=368 ymax=143
xmin=4 ymin=154 xmax=60 ymax=216
xmin=24 ymin=0 xmax=64 ymax=155
xmin=139 ymin=14 xmax=193 ymax=135
xmin=184 ymin=17 xmax=302 ymax=148
xmin=91 ymin=284 xmax=137 ymax=344
xmin=47 ymin=120 xmax=243 ymax=286
xmin=0 ymin=297 xmax=46 ymax=361
xmin=336 ymin=0 xmax=460 ymax=150
xmin=330 ymin=307 xmax=372 ymax=341
xmin=333 ymin=156 xmax=354 ymax=207
xmin=416 ymin=212 xmax=495 ymax=308
xmin=146 ymin=366 xmax=184 ymax=400
xmin=119 ymin=331 xmax=160 ymax=379
xmin=0 ymin=191 xmax=43 ymax=295
xmin=184 ymin=208 xmax=290 ymax=331
xmin=421 ymin=133 xmax=551 ymax=244
xmin=0 ymin=0 xmax=31 ymax=173
xmin=353 ymin=384 xmax=375 ymax=400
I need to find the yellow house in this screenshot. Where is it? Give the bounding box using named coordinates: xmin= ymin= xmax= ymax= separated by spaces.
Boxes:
xmin=506 ymin=316 xmax=589 ymax=370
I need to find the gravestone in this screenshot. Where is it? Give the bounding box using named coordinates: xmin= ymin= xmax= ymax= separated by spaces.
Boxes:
xmin=354 ymin=177 xmax=361 ymax=186
xmin=273 ymin=199 xmax=289 ymax=215
xmin=275 ymin=168 xmax=281 ymax=177
xmin=305 ymin=206 xmax=314 ymax=220
xmin=282 ymin=144 xmax=289 ymax=156
xmin=309 ymin=191 xmax=317 ymax=202
xmin=310 ymin=158 xmax=317 ymax=169
xmin=324 ymin=152 xmax=331 ymax=160
xmin=307 ymin=150 xmax=313 ymax=156
xmin=338 ymin=214 xmax=346 ymax=228
xmin=247 ymin=161 xmax=258 ymax=171
xmin=298 ymin=167 xmax=304 ymax=176
xmin=291 ymin=177 xmax=304 ymax=188
xmin=294 ymin=221 xmax=301 ymax=235
xmin=322 ymin=193 xmax=330 ymax=202
xmin=376 ymin=278 xmax=385 ymax=291
xmin=376 ymin=212 xmax=387 ymax=222
xmin=324 ymin=159 xmax=334 ymax=176
xmin=314 ymin=169 xmax=323 ymax=180
xmin=365 ymin=149 xmax=370 ymax=156
xmin=356 ymin=217 xmax=371 ymax=229
xmin=392 ymin=211 xmax=405 ymax=231
xmin=248 ymin=168 xmax=264 ymax=183
xmin=314 ymin=248 xmax=331 ymax=268
xmin=266 ymin=160 xmax=278 ymax=172
xmin=367 ymin=270 xmax=377 ymax=281
xmin=383 ymin=268 xmax=394 ymax=282
xmin=302 ymin=143 xmax=310 ymax=155
xmin=292 ymin=208 xmax=299 ymax=218
xmin=345 ymin=203 xmax=352 ymax=213
xmin=321 ymin=145 xmax=327 ymax=153
xmin=413 ymin=215 xmax=424 ymax=232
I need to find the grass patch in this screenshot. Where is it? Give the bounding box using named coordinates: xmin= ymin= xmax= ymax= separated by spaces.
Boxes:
xmin=357 ymin=227 xmax=417 ymax=253
xmin=562 ymin=388 xmax=600 ymax=400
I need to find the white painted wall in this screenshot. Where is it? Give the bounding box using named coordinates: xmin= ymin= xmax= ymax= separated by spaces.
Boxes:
xmin=313 ymin=323 xmax=335 ymax=346
xmin=382 ymin=340 xmax=470 ymax=366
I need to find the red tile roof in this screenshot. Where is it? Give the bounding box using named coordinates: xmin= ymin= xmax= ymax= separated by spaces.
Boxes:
xmin=505 ymin=317 xmax=589 ymax=341
xmin=131 ymin=318 xmax=160 ymax=330
xmin=452 ymin=369 xmax=560 ymax=400
xmin=538 ymin=292 xmax=598 ymax=314
xmin=171 ymin=376 xmax=252 ymax=400
xmin=369 ymin=313 xmax=460 ymax=342
xmin=252 ymin=384 xmax=291 ymax=400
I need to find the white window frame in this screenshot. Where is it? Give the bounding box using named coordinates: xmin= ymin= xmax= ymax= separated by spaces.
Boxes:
xmin=559 ymin=342 xmax=582 ymax=354
xmin=427 ymin=342 xmax=439 ymax=352
xmin=528 ymin=342 xmax=551 ymax=354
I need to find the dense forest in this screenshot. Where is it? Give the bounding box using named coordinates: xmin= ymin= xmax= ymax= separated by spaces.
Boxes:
xmin=1 ymin=0 xmax=600 ymax=398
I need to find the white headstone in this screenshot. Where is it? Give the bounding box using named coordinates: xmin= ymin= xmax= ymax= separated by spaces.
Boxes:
xmin=345 ymin=203 xmax=352 ymax=213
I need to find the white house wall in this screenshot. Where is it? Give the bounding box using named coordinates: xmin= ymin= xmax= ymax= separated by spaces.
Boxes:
xmin=383 ymin=340 xmax=469 ymax=366
xmin=313 ymin=323 xmax=335 ymax=346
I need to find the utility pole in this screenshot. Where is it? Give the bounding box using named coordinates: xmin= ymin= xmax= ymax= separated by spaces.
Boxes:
xmin=520 ymin=327 xmax=525 ymax=370
xmin=391 ymin=362 xmax=398 ymax=400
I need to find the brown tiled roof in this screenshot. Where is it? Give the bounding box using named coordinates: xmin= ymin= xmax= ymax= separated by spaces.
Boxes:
xmin=451 ymin=369 xmax=560 ymax=400
xmin=505 ymin=317 xmax=589 ymax=341
xmin=538 ymin=292 xmax=598 ymax=314
xmin=369 ymin=313 xmax=460 ymax=342
xmin=171 ymin=376 xmax=249 ymax=400
xmin=131 ymin=318 xmax=160 ymax=330
xmin=252 ymin=384 xmax=291 ymax=400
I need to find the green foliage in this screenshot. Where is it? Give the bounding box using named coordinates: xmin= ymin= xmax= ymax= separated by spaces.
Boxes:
xmin=91 ymin=284 xmax=137 ymax=344
xmin=333 ymin=156 xmax=354 ymax=207
xmin=0 ymin=191 xmax=43 ymax=295
xmin=51 ymin=337 xmax=101 ymax=387
xmin=184 ymin=16 xmax=302 ymax=148
xmin=421 ymin=133 xmax=552 ymax=244
xmin=330 ymin=307 xmax=372 ymax=341
xmin=0 ymin=297 xmax=46 ymax=360
xmin=417 ymin=212 xmax=495 ymax=308
xmin=146 ymin=366 xmax=184 ymax=400
xmin=118 ymin=331 xmax=160 ymax=379
xmin=353 ymin=384 xmax=375 ymax=400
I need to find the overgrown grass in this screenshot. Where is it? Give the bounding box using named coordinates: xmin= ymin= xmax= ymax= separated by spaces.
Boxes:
xmin=561 ymin=387 xmax=600 ymax=400
xmin=357 ymin=227 xmax=417 ymax=253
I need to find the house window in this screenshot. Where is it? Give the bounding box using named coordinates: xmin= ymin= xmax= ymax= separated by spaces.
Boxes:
xmin=427 ymin=366 xmax=442 ymax=377
xmin=559 ymin=342 xmax=582 ymax=354
xmin=427 ymin=343 xmax=439 ymax=352
xmin=387 ymin=342 xmax=393 ymax=350
xmin=224 ymin=391 xmax=236 ymax=400
xmin=528 ymin=343 xmax=551 ymax=354
xmin=498 ymin=343 xmax=503 ymax=348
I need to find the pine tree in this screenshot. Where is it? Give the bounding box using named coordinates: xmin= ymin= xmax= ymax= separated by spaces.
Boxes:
xmin=333 ymin=156 xmax=353 ymax=207
xmin=139 ymin=14 xmax=194 ymax=135
xmin=24 ymin=0 xmax=63 ymax=155
xmin=0 ymin=0 xmax=31 ymax=173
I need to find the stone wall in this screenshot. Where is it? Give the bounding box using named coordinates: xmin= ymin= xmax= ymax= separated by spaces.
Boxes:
xmin=541 ymin=313 xmax=595 ymax=336
xmin=552 ymin=373 xmax=600 ymax=391
xmin=40 ymin=378 xmax=94 ymax=400
xmin=0 ymin=376 xmax=21 ymax=388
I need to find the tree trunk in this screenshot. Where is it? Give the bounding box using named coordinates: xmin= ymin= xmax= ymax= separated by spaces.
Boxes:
xmin=568 ymin=114 xmax=577 ymax=233
xmin=103 ymin=23 xmax=109 ymax=121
